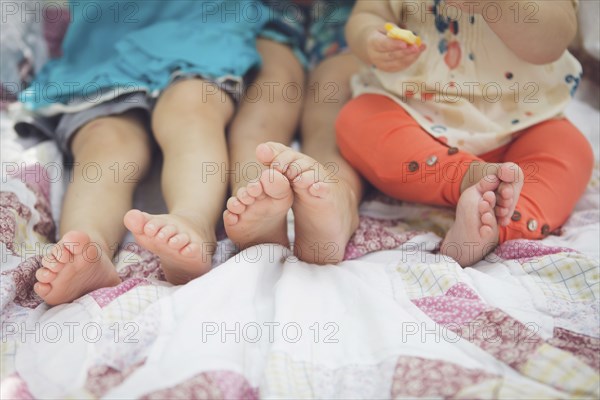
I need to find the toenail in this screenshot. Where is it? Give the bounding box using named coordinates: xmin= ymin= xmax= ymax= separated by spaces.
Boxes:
xmin=147 ymin=223 xmax=155 ymax=230
xmin=426 ymin=155 xmax=438 ymax=166
xmin=527 ymin=219 xmax=538 ymax=232
xmin=511 ymin=211 xmax=521 ymax=221
xmin=408 ymin=161 xmax=419 ymax=172
xmin=171 ymin=237 xmax=178 ymax=243
xmin=447 ymin=147 xmax=459 ymax=155
xmin=158 ymin=232 xmax=165 ymax=238
xmin=541 ymin=224 xmax=550 ymax=235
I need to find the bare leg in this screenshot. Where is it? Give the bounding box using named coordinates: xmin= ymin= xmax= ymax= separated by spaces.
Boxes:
xmin=35 ymin=111 xmax=152 ymax=305
xmin=224 ymin=39 xmax=304 ymax=249
xmin=124 ymin=79 xmax=233 ymax=284
xmin=256 ymin=53 xmax=364 ymax=264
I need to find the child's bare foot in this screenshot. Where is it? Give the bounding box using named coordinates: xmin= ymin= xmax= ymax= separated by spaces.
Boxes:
xmin=441 ymin=176 xmax=500 ymax=267
xmin=34 ymin=231 xmax=121 ymax=306
xmin=495 ymin=162 xmax=524 ymax=226
xmin=256 ymin=142 xmax=359 ymax=264
xmin=223 ymin=169 xmax=293 ymax=249
xmin=124 ymin=210 xmax=215 ymax=285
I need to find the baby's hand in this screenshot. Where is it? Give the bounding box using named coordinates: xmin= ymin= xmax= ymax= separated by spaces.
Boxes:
xmin=366 ymin=29 xmax=426 ymax=72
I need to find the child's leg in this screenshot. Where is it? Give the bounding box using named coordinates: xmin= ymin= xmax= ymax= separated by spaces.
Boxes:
xmin=124 ymin=79 xmax=233 ymax=284
xmin=224 ymin=39 xmax=303 ymax=249
xmin=496 ymin=118 xmax=594 ymax=242
xmin=335 ymin=94 xmax=521 ymax=266
xmin=35 ymin=111 xmax=152 ymax=305
xmin=255 ymin=53 xmax=364 ymax=264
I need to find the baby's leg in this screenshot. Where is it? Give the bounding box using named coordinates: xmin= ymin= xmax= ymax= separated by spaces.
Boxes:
xmin=35 ymin=111 xmax=152 ymax=305
xmin=248 ymin=53 xmax=363 ymax=264
xmin=224 ymin=39 xmax=303 ymax=249
xmin=124 ymin=80 xmax=233 ymax=284
xmin=337 ymin=94 xmax=503 ymax=266
xmin=496 ymin=118 xmax=594 ymax=242
xmin=289 ymin=53 xmax=363 ymax=264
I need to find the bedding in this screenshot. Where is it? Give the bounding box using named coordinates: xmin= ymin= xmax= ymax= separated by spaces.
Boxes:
xmin=1 ymin=4 xmax=599 ymax=396
xmin=1 ymin=91 xmax=598 ymax=398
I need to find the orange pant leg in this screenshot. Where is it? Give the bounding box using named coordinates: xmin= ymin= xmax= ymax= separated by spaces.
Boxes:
xmin=336 ymin=95 xmax=594 ymax=244
xmin=336 ymin=94 xmax=479 ymax=206
xmin=493 ymin=118 xmax=594 ymax=242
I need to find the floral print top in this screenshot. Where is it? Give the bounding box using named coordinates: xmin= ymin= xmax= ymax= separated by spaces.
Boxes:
xmin=351 ymin=0 xmax=582 ymax=154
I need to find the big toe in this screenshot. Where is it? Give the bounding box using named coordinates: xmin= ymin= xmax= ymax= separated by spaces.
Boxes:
xmin=260 ymin=169 xmax=291 ymax=199
xmin=498 ymin=162 xmax=524 ymax=184
xmin=476 ymin=175 xmax=500 ymax=194
xmin=256 ymin=142 xmax=280 ymax=165
xmin=124 ymin=209 xmax=148 ymax=234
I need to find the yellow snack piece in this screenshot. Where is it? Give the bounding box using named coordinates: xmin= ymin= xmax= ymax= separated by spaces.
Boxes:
xmin=384 ymin=23 xmax=422 ymax=46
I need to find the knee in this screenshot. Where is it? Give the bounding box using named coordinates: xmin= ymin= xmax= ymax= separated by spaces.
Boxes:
xmin=575 ymin=132 xmax=595 ymax=175
xmin=72 ymin=117 xmax=152 ymax=173
xmin=152 ymin=79 xmax=232 ymax=144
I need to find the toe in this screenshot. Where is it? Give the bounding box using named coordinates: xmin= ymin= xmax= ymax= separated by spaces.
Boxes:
xmin=51 ymin=242 xmax=71 ymax=264
xmin=479 ymin=225 xmax=493 ymax=237
xmin=256 ymin=142 xmax=293 ymax=170
xmin=246 ymin=181 xmax=263 ymax=198
xmin=124 ymin=209 xmax=147 ymax=234
xmin=237 ymin=188 xmax=256 ymax=206
xmin=223 ymin=210 xmax=239 ymax=225
xmin=61 ymin=231 xmax=91 ymax=255
xmin=168 ymin=233 xmax=191 ymax=251
xmin=495 ymin=206 xmax=509 ymax=217
xmin=308 ymin=181 xmax=331 ymax=198
xmin=498 ymin=162 xmax=523 ymax=184
xmin=144 ymin=218 xmax=167 ymax=237
xmin=500 ymin=184 xmax=513 ymax=199
xmin=180 ymin=242 xmax=200 ymax=258
xmin=482 ymin=191 xmax=496 ymax=207
xmin=41 ymin=253 xmax=63 ymax=272
xmin=260 ymin=169 xmax=292 ymax=199
xmin=476 ymin=175 xmax=500 ymax=194
xmin=226 ymin=197 xmax=246 ymax=214
xmin=34 ymin=282 xmax=52 ymax=297
xmin=481 ymin=211 xmax=496 ymax=226
xmin=478 ymin=199 xmax=491 ymax=214
xmin=35 ymin=267 xmax=57 ymax=283
xmin=156 ymin=225 xmax=178 ymax=243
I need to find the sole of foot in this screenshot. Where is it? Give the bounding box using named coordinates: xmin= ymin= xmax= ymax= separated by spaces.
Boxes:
xmin=34 ymin=231 xmax=121 ymax=306
xmin=441 ymin=175 xmax=500 ymax=267
xmin=124 ymin=210 xmax=215 ymax=285
xmin=495 ymin=162 xmax=524 ymax=226
xmin=256 ymin=142 xmax=359 ymax=264
xmin=223 ymin=168 xmax=293 ymax=249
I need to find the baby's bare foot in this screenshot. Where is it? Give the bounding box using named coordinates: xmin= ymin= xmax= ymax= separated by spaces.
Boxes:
xmin=223 ymin=169 xmax=293 ymax=249
xmin=34 ymin=231 xmax=121 ymax=306
xmin=124 ymin=210 xmax=214 ymax=285
xmin=495 ymin=162 xmax=524 ymax=226
xmin=256 ymin=142 xmax=359 ymax=264
xmin=441 ymin=176 xmax=500 ymax=266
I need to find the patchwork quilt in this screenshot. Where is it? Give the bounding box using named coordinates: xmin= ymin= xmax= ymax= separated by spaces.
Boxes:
xmin=1 ymin=108 xmax=599 ymax=399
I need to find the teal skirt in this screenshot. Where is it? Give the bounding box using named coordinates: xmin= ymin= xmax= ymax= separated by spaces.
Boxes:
xmin=19 ymin=0 xmax=271 ymax=111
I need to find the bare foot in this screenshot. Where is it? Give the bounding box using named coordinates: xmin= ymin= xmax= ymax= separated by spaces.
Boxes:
xmin=34 ymin=231 xmax=121 ymax=306
xmin=223 ymin=169 xmax=293 ymax=249
xmin=495 ymin=162 xmax=524 ymax=226
xmin=124 ymin=210 xmax=215 ymax=285
xmin=441 ymin=176 xmax=500 ymax=267
xmin=256 ymin=142 xmax=359 ymax=264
